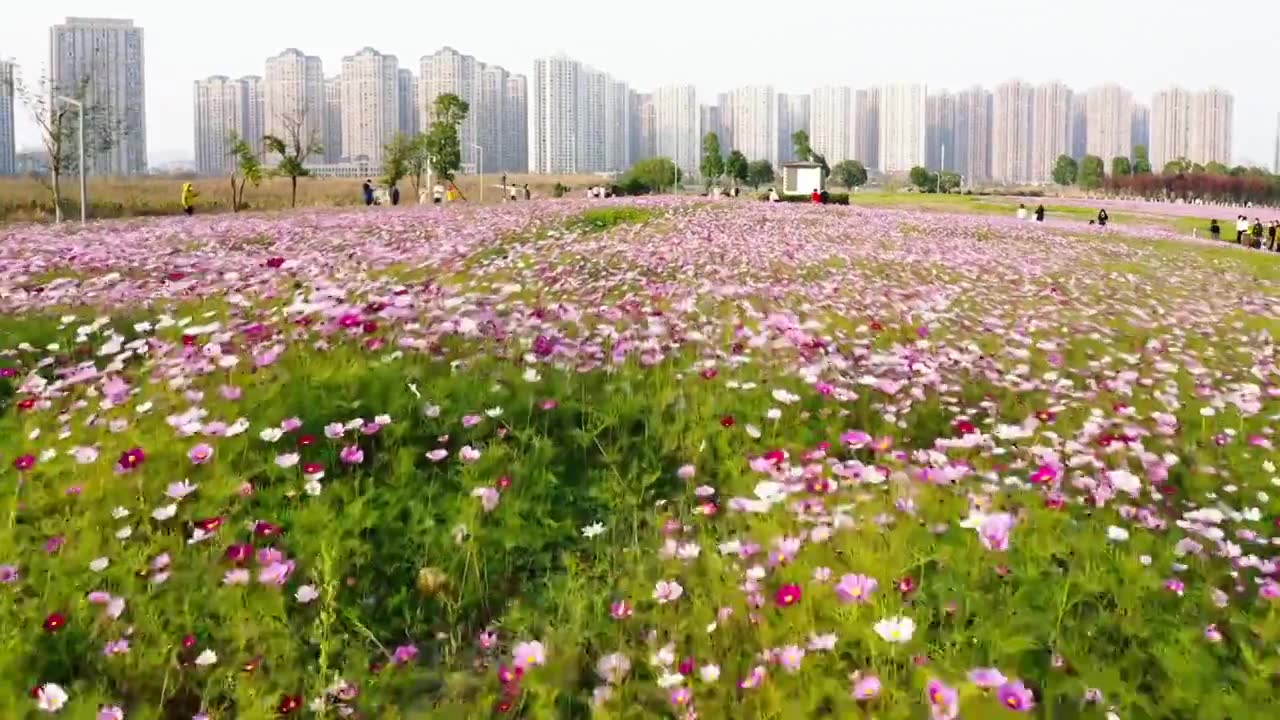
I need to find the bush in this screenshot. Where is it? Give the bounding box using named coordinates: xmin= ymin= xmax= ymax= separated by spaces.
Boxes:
xmin=552 ymin=182 xmax=570 ymax=198
xmin=767 ymin=192 xmax=851 ymax=205
xmin=613 ymin=176 xmax=652 ymax=196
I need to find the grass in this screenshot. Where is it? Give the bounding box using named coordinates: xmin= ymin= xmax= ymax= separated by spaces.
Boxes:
xmin=2 ymin=199 xmax=1280 ymax=719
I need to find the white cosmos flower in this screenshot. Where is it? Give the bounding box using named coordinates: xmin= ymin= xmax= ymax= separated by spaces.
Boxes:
xmin=304 ymin=479 xmax=323 ymax=497
xmin=1106 ymin=526 xmax=1130 ymax=542
xmin=111 ymin=506 xmax=130 ymax=519
xmin=115 ymin=526 xmax=133 ymax=540
xmin=295 ymin=585 xmax=320 ymax=604
xmin=152 ymin=504 xmax=178 ymax=521
xmin=581 ymin=522 xmax=606 ymax=538
xmin=35 ymin=682 xmax=69 ymax=712
xmin=195 ymin=649 xmax=218 ymax=666
xmin=745 ymin=424 xmax=762 ymax=439
xmin=656 ymin=672 xmax=685 ymax=688
xmin=90 ymin=557 xmax=110 ymax=572
xmin=872 ymin=616 xmax=915 ymax=643
xmin=259 ymin=427 xmax=284 ymax=442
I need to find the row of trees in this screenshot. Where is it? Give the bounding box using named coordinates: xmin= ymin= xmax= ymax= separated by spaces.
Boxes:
xmin=695 ymin=130 xmax=869 ymax=192
xmin=1050 ymin=145 xmax=1280 ymax=204
xmin=223 ymin=93 xmax=470 ymax=211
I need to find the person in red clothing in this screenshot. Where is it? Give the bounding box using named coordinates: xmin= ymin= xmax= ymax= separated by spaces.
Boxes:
xmin=810 ymin=189 xmax=821 ymax=203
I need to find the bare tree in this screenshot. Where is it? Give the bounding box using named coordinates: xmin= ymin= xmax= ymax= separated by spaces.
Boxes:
xmin=13 ymin=66 xmax=121 ymax=222
xmin=263 ymin=111 xmax=323 ymax=209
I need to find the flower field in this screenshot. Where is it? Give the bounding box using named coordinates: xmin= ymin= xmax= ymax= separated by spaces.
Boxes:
xmin=3 ymin=198 xmax=1280 ymax=720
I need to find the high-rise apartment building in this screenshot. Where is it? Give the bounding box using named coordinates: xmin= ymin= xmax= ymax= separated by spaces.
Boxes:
xmin=49 ymin=17 xmax=147 ymax=175
xmin=1151 ymin=87 xmax=1191 ymax=170
xmin=655 ymin=85 xmax=698 ymax=175
xmin=576 ymin=67 xmax=608 ymax=173
xmin=604 ymin=79 xmax=631 ymax=172
xmin=878 ymin=83 xmax=926 ymax=174
xmin=1274 ymin=113 xmax=1279 ymax=173
xmin=1188 ymin=87 xmax=1232 ymax=166
xmin=193 ymin=76 xmax=245 ymax=174
xmin=1130 ymin=103 xmax=1149 ymax=155
xmin=728 ymin=86 xmax=777 ymax=167
xmin=0 ymin=60 xmax=14 ymax=176
xmin=478 ymin=64 xmax=509 ymax=173
xmin=991 ymin=80 xmax=1033 ymax=184
xmin=504 ymin=75 xmax=528 ymax=173
xmin=700 ymin=104 xmax=728 ymax=158
xmin=422 ymin=47 xmax=524 ymax=173
xmin=810 ymin=86 xmax=855 ymax=163
xmin=264 ymin=48 xmax=325 ymax=161
xmin=632 ymin=91 xmax=656 ymax=164
xmin=397 ymin=69 xmax=418 ymax=136
xmin=323 ymin=77 xmax=342 ymax=163
xmin=1070 ymin=94 xmax=1087 ymax=159
xmin=1085 ymin=84 xmax=1133 ymax=162
xmin=953 ymin=86 xmax=991 ymax=182
xmin=1031 ymin=82 xmax=1072 ymax=182
xmin=528 ymin=54 xmax=580 ymax=174
xmin=855 ymin=88 xmax=880 ymax=168
xmin=240 ymin=76 xmax=265 ymax=158
xmin=339 ymin=47 xmax=399 ymax=164
xmin=777 ymin=93 xmax=810 ymax=164
xmin=925 ymin=91 xmax=955 ymax=172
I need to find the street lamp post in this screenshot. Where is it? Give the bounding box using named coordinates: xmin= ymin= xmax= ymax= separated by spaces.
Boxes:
xmin=470 ymin=144 xmax=483 ymax=204
xmin=55 ymin=95 xmax=87 ymax=223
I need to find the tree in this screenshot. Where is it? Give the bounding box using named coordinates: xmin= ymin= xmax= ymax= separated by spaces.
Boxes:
xmin=1111 ymin=156 xmax=1131 ymax=177
xmin=909 ymin=166 xmax=936 ymax=192
xmin=791 ymin=130 xmax=812 ymax=161
xmin=227 ymin=132 xmax=264 ymax=212
xmin=263 ymin=110 xmax=323 ymax=208
xmin=630 ymin=157 xmax=678 ymax=192
xmin=1162 ymin=157 xmax=1192 ymax=176
xmin=382 ymin=133 xmax=416 ymax=190
xmin=831 ymin=160 xmax=868 ymax=189
xmin=1203 ymin=161 xmax=1229 ymax=176
xmin=13 ymin=67 xmax=121 ymax=222
xmin=700 ymin=133 xmax=724 ymax=187
xmin=747 ymin=160 xmax=775 ymax=189
xmin=725 ymin=150 xmax=749 ymax=187
xmin=423 ymin=93 xmax=470 ymax=188
xmin=1132 ymin=145 xmax=1152 ymax=174
xmin=1051 ymin=155 xmax=1078 ymax=186
xmin=1078 ymin=155 xmax=1105 ymax=190
xmin=937 ymin=171 xmax=961 ymax=194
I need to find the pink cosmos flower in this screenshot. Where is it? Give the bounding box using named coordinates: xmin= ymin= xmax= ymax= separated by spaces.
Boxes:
xmin=477 ymin=630 xmax=498 ymax=650
xmin=968 ymin=667 xmax=1007 ymax=688
xmin=103 ymin=638 xmax=130 ymax=656
xmin=738 ymin=665 xmax=767 ymax=689
xmin=777 ymin=645 xmax=805 ymax=672
xmin=926 ymin=679 xmax=960 ymax=719
xmin=1204 ymin=624 xmax=1223 ymax=642
xmin=1259 ymin=580 xmax=1280 ymax=599
xmin=841 ymin=430 xmax=871 ymax=448
xmin=166 ymin=480 xmax=198 ymax=500
xmin=472 ymin=487 xmax=500 ymax=512
xmin=280 ymin=417 xmax=302 ymax=432
xmin=339 ymin=445 xmax=364 ymax=465
xmin=391 ymin=644 xmax=418 ymax=665
xmin=978 ymin=513 xmax=1015 ymax=552
xmin=97 ymin=706 xmax=125 ymax=720
xmin=835 ymin=574 xmax=878 ymax=603
xmin=775 ymin=583 xmax=802 ymax=607
xmin=609 ymin=599 xmax=633 ymax=619
xmin=462 ymin=415 xmax=483 ymax=428
xmin=426 ymin=449 xmax=448 ymax=462
xmin=851 ymin=674 xmax=882 ymax=700
xmin=677 ymin=464 xmax=696 ymax=480
xmin=0 ymin=564 xmax=19 ymax=583
xmin=324 ymin=423 xmax=346 ymax=439
xmin=459 ymin=445 xmax=482 ymax=463
xmin=188 ymin=443 xmax=214 ymax=465
xmin=996 ymin=681 xmax=1035 ymax=711
xmin=258 ymin=560 xmax=296 ymax=586
xmin=654 ymin=580 xmax=684 ymax=604
xmin=512 ymin=640 xmax=546 ymax=669
xmin=669 ymin=687 xmax=692 ymax=707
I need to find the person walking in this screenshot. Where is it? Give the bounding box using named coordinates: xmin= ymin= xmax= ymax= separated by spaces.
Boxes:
xmin=1252 ymin=218 xmax=1264 ymax=249
xmin=1096 ymin=208 xmax=1109 ymax=227
xmin=390 ymin=185 xmax=401 ymax=206
xmin=767 ymin=187 xmax=780 ymax=202
xmin=432 ymin=183 xmax=445 ymax=205
xmin=1034 ymin=204 xmax=1045 ymax=222
xmin=362 ymin=179 xmax=374 ymax=207
xmin=180 ymin=182 xmax=199 ymax=216
xmin=1270 ymin=221 xmax=1279 ymax=251
xmin=1236 ymin=215 xmax=1248 ymax=244
xmin=1016 ymin=203 xmax=1027 ymax=220
xmin=523 ymin=184 xmax=531 ymax=201
xmin=810 ymin=188 xmax=821 ymax=204
xmin=1209 ymin=219 xmax=1221 ymax=241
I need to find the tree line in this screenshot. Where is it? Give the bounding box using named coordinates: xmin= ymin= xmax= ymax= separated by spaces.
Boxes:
xmin=1051 ymin=146 xmax=1280 ymax=205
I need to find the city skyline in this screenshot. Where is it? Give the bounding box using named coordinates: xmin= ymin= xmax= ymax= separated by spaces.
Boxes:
xmin=3 ymin=2 xmax=1279 ymax=170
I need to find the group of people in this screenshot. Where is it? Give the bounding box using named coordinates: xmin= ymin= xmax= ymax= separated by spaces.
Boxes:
xmin=708 ymin=185 xmax=743 ymax=199
xmin=362 ymin=179 xmax=403 ymax=207
xmin=1016 ymin=203 xmax=1108 ymax=226
xmin=1210 ymin=216 xmax=1280 ymax=249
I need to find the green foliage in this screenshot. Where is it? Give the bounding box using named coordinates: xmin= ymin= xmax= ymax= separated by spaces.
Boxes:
xmin=1163 ymin=157 xmax=1193 ymax=175
xmin=772 ymin=191 xmax=851 ymax=204
xmin=791 ymin=130 xmax=812 ymax=161
xmin=380 ymin=133 xmax=416 ymax=190
xmin=1132 ymin=144 xmax=1152 ymax=174
xmin=630 ymin=157 xmax=678 ymax=192
xmin=1111 ymin=156 xmax=1132 ymax=177
xmin=831 ymin=160 xmax=868 ymax=189
xmin=264 ymin=115 xmax=323 ymax=209
xmin=700 ymin=133 xmax=724 ymax=187
xmin=1078 ymin=155 xmax=1106 ymax=189
xmin=1052 ymin=155 xmax=1078 ymax=186
xmin=567 ymin=206 xmax=659 ymax=232
xmin=424 ymin=94 xmax=470 ymax=183
xmin=1203 ymin=161 xmax=1229 ymax=176
xmin=228 ymin=132 xmax=264 ymax=212
xmin=725 ymin=151 xmax=749 ymax=187
xmin=937 ymin=170 xmax=961 ymax=193
xmin=909 ymin=165 xmax=936 ymax=191
xmin=746 ymin=160 xmax=775 ymax=189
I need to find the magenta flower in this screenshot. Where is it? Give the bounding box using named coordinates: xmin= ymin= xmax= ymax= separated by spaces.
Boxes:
xmin=1204 ymin=624 xmax=1223 ymax=642
xmin=775 ymin=583 xmax=802 ymax=607
xmin=391 ymin=644 xmax=419 ymax=665
xmin=669 ymin=687 xmax=692 ymax=707
xmin=13 ymin=454 xmax=35 ymax=472
xmin=280 ymin=417 xmax=303 ymax=432
xmin=1259 ymin=580 xmax=1280 ymax=599
xmin=0 ymin=564 xmax=18 ymax=583
xmin=339 ymin=445 xmax=365 ymax=465
xmin=996 ymin=681 xmax=1035 ymax=711
xmin=97 ymin=707 xmax=125 ymax=720
xmin=926 ymin=679 xmax=960 ymax=719
xmin=477 ymin=630 xmax=498 ymax=650
xmin=609 ymin=599 xmax=633 ymax=619
xmin=835 ymin=573 xmax=878 ymax=603
xmin=103 ymin=638 xmax=130 ymax=656
xmin=188 ymin=443 xmax=214 ymax=465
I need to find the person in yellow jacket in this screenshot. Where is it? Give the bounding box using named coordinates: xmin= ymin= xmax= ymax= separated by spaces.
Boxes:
xmin=181 ymin=183 xmax=199 ymax=216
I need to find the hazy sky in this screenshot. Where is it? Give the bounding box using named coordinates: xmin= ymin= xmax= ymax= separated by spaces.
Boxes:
xmin=4 ymin=0 xmax=1278 ymax=166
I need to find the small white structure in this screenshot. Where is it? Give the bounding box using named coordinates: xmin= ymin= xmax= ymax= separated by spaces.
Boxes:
xmin=782 ymin=161 xmax=825 ymax=196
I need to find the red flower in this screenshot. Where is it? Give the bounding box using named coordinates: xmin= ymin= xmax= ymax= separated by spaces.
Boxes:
xmin=242 ymin=655 xmax=263 ymax=673
xmin=225 ymin=543 xmax=253 ymax=564
xmin=1035 ymin=409 xmax=1055 ymax=422
xmin=897 ymin=576 xmax=916 ymax=595
xmin=1043 ymin=493 xmax=1066 ymax=510
xmin=678 ymin=657 xmax=695 ymax=675
xmin=297 ymin=435 xmax=316 ymax=448
xmin=870 ymin=320 xmax=883 ymax=332
xmin=0 ymin=367 xmax=15 ymax=378
xmin=953 ymin=420 xmax=976 ymax=435
xmin=496 ymin=476 xmax=512 ymax=489
xmin=182 ymin=335 xmax=196 ymax=346
xmin=182 ymin=634 xmax=198 ymax=648
xmin=43 ymin=612 xmax=67 ymax=633
xmin=194 ymin=516 xmax=224 ymax=533
xmin=495 ymin=699 xmax=514 ymax=713
xmin=361 ymin=321 xmax=378 ymax=334
xmin=17 ymin=397 xmax=36 ymax=411
xmin=700 ymin=368 xmax=718 ymax=380
xmin=13 ymin=454 xmax=36 ymax=471
xmin=118 ymin=447 xmax=146 ymax=470
xmin=265 ymin=257 xmax=285 ymax=268
xmin=277 ymin=694 xmax=303 ymax=715
xmin=166 ymin=272 xmax=186 ymax=281
xmin=775 ymin=583 xmax=802 ymax=607
xmin=720 ymin=416 xmax=735 ymax=428
xmin=302 ymin=462 xmax=324 ymax=476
